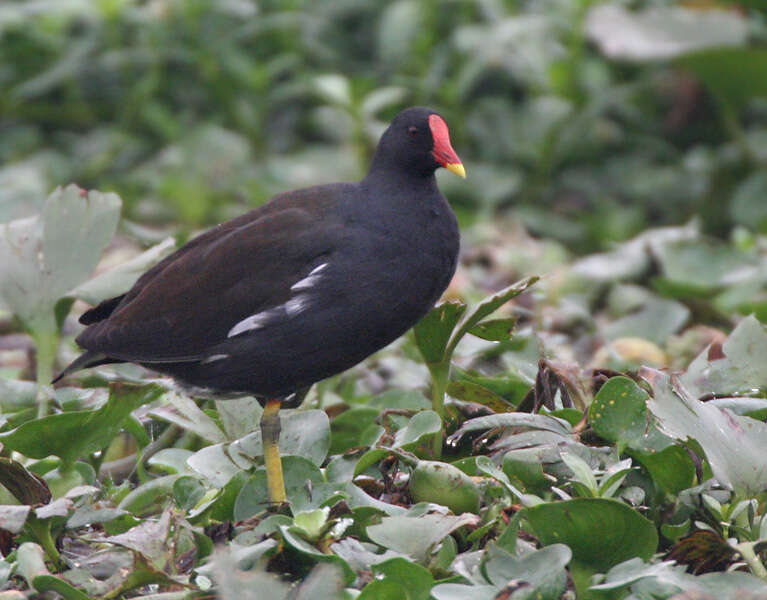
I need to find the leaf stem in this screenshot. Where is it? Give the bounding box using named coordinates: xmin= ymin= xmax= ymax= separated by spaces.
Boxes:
xmin=735 ymin=541 xmax=767 ymax=581
xmin=25 ymin=516 xmax=61 ymax=569
xmin=33 ymin=329 xmax=58 ymax=419
xmin=428 ymin=361 xmax=450 ymax=458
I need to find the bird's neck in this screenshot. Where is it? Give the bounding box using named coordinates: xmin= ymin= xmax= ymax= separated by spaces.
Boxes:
xmin=362 ymin=161 xmax=439 ymax=196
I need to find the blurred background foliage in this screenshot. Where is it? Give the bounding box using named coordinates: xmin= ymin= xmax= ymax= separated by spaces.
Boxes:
xmin=2 ymin=0 xmax=766 ymax=254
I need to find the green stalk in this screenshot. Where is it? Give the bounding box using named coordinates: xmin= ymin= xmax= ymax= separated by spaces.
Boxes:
xmin=735 ymin=541 xmax=767 ymax=581
xmin=25 ymin=516 xmax=61 ymax=569
xmin=428 ymin=361 xmax=450 ymax=459
xmin=32 ymin=329 xmax=59 ymax=419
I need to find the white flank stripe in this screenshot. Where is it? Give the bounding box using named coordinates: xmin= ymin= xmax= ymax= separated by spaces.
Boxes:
xmin=290 ymin=262 xmax=328 ymax=293
xmin=228 ymin=312 xmax=270 ymax=337
xmin=201 ymin=353 xmax=229 ymax=364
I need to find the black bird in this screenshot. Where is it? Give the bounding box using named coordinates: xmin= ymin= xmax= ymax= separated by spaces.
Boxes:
xmin=55 ymin=107 xmax=465 ymax=503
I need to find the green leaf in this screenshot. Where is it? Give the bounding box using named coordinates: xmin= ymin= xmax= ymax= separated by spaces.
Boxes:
xmin=644 ymin=367 xmax=767 ymax=496
xmin=0 ymin=505 xmax=31 ymax=533
xmin=589 ymin=376 xmax=671 ymax=453
xmin=393 ymin=410 xmax=442 ymax=450
xmin=292 ymin=507 xmax=330 ymax=542
xmin=367 ymin=513 xmax=478 ymax=563
xmin=67 ymin=237 xmax=175 ymax=305
xmin=329 ymin=406 xmax=380 ymax=454
xmin=678 ymin=48 xmax=767 ymax=110
xmin=483 ymin=544 xmax=570 ymax=594
xmin=236 ymin=409 xmax=330 ymax=467
xmin=371 ymin=557 xmax=434 ymax=600
xmin=586 ymin=5 xmax=747 ymax=61
xmin=413 ymin=301 xmax=466 ymax=364
xmin=446 ymin=381 xmax=513 ymax=413
xmin=0 ymin=185 xmax=121 ymax=335
xmin=447 ymin=277 xmax=538 ymax=357
xmin=0 ymin=384 xmax=162 ymax=466
xmin=524 ymin=498 xmax=658 ymax=572
xmin=469 ymin=317 xmax=517 ymax=341
xmin=634 ymin=445 xmax=696 ymax=496
xmin=233 ymin=456 xmax=325 ymax=519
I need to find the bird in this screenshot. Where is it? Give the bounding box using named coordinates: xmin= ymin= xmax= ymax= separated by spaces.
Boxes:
xmin=54 ymin=106 xmax=465 ymax=504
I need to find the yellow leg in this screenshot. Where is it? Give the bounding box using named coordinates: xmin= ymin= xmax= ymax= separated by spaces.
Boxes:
xmin=261 ymin=398 xmax=286 ymax=504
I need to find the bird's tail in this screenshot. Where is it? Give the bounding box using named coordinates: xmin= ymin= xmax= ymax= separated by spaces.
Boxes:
xmin=52 ymin=351 xmax=112 ymax=384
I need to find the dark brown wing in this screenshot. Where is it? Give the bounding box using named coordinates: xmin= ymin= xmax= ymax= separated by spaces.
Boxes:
xmin=76 ymin=186 xmax=346 ymax=362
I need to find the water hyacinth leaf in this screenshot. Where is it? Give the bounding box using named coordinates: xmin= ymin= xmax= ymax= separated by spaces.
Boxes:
xmin=430 ymin=584 xmax=497 ymax=600
xmin=67 ymin=237 xmax=176 ymax=305
xmin=449 ymin=412 xmax=572 ymax=443
xmin=0 ymin=505 xmax=31 ymax=533
xmin=680 ymin=315 xmax=767 ymax=397
xmin=367 ymin=513 xmax=478 ymax=563
xmin=329 ymin=406 xmax=380 ymax=454
xmin=604 ymin=297 xmax=689 ymax=345
xmin=215 ymin=397 xmax=262 ymax=441
xmin=414 ymin=301 xmax=466 ymax=364
xmin=370 ymin=557 xmax=434 ymax=600
xmin=233 ymin=456 xmax=325 ymax=519
xmin=146 ymin=448 xmax=195 ymax=475
xmin=585 ymin=5 xmax=747 ymax=61
xmin=446 ymin=381 xmax=513 ymax=413
xmin=392 ymin=410 xmax=441 ymax=449
xmin=634 ymin=445 xmax=696 ymax=497
xmin=0 ymin=384 xmax=163 ymax=466
xmin=483 ymin=544 xmax=570 ymax=593
xmin=589 ymin=376 xmax=671 ymax=453
xmin=524 ymin=498 xmax=657 ymax=572
xmin=643 ymin=367 xmax=767 ymax=497
xmin=150 ymin=392 xmax=226 ymax=444
xmin=234 ymin=409 xmax=330 ymax=466
xmin=0 ymin=185 xmax=120 ymax=333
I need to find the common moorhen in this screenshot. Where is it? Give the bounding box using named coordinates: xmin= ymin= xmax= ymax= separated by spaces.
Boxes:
xmin=55 ymin=106 xmax=465 ymax=503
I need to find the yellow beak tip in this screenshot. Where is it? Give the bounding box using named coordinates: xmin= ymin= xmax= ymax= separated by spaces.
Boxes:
xmin=445 ymin=163 xmax=466 ymax=179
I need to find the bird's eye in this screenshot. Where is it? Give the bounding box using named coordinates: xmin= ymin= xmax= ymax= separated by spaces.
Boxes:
xmin=408 ymin=126 xmax=418 ymax=137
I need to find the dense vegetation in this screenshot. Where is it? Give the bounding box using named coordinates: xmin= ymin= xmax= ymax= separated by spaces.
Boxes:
xmin=1 ymin=1 xmax=767 ymax=598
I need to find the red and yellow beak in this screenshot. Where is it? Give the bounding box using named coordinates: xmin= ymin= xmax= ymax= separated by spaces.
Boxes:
xmin=429 ymin=114 xmax=466 ymax=179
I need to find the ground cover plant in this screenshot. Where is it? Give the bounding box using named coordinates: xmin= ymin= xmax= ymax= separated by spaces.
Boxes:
xmin=2 ymin=1 xmax=767 ymax=599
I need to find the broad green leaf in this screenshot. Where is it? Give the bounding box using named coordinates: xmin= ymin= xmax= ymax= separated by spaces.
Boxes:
xmin=292 ymin=507 xmax=330 ymax=542
xmin=589 ymin=376 xmax=671 ymax=453
xmin=146 ymin=449 xmax=194 ymax=475
xmin=679 ymin=48 xmax=767 ymax=110
xmin=150 ymin=391 xmax=226 ymax=444
xmin=483 ymin=544 xmax=570 ymax=593
xmin=585 ymin=5 xmax=747 ymax=61
xmin=634 ymin=445 xmax=695 ymax=496
xmin=414 ymin=301 xmax=466 ymax=364
xmin=644 ymin=367 xmax=767 ymax=496
xmin=329 ymin=406 xmax=380 ymax=454
xmin=233 ymin=456 xmax=325 ymax=519
xmin=392 ymin=410 xmax=441 ymax=450
xmin=215 ymin=397 xmax=263 ymax=441
xmin=0 ymin=505 xmax=31 ymax=533
xmin=235 ymin=409 xmax=330 ymax=467
xmin=0 ymin=185 xmax=120 ymax=334
xmin=0 ymin=384 xmax=162 ymax=466
xmin=681 ymin=315 xmax=767 ymax=397
xmin=367 ymin=513 xmax=478 ymax=563
xmin=524 ymin=498 xmax=658 ymax=572
xmin=371 ymin=557 xmax=434 ymax=600
xmin=67 ymin=237 xmax=175 ymax=305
